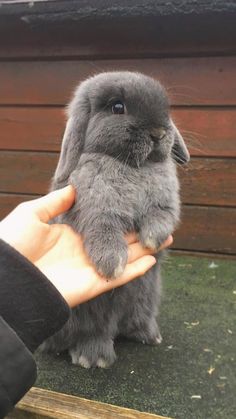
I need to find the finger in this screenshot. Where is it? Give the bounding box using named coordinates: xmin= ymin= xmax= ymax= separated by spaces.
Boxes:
xmin=106 ymin=255 xmax=157 ymax=289
xmin=125 ymin=233 xmax=173 ymax=249
xmin=125 ymin=232 xmax=138 ymax=244
xmin=127 ymin=235 xmax=173 ymax=263
xmin=157 ymin=235 xmax=173 ymax=251
xmin=127 ymin=241 xmax=156 ymax=263
xmin=30 ymin=186 xmax=76 ymax=222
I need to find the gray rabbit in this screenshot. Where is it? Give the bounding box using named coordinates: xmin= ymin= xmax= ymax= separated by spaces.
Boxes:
xmin=42 ymin=72 xmax=189 ymax=368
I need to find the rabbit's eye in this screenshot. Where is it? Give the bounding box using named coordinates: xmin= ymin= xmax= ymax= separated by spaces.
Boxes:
xmin=112 ymin=101 xmax=125 ymax=114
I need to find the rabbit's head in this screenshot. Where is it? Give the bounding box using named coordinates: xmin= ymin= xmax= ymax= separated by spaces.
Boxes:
xmin=55 ymin=72 xmax=190 ymax=184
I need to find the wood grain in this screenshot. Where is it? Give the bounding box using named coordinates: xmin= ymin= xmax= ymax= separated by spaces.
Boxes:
xmin=179 ymin=158 xmax=236 ymax=206
xmin=1 ymin=6 xmax=236 ymax=59
xmin=170 ymin=249 xmax=236 ymax=260
xmin=0 ymin=152 xmax=235 ymax=206
xmin=172 ymin=108 xmax=236 ymax=157
xmin=1 ymin=194 xmax=235 ymax=255
xmin=0 ymin=151 xmax=57 ymax=195
xmin=1 ymin=107 xmax=236 ymax=157
xmin=0 ymin=57 xmax=235 ymax=105
xmin=0 ymin=107 xmax=64 ymax=152
xmin=174 ymin=205 xmax=236 ymax=255
xmin=7 ymin=387 xmax=170 ymax=419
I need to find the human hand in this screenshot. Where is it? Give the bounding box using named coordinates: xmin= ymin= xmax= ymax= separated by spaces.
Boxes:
xmin=0 ymin=186 xmax=173 ymax=307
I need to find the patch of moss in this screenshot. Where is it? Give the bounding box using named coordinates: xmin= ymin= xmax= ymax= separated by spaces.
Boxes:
xmin=35 ymin=255 xmax=236 ymax=418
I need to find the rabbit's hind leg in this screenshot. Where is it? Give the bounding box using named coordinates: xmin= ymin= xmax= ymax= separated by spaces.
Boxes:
xmin=118 ymin=268 xmax=162 ymax=346
xmin=125 ymin=316 xmax=162 ymax=346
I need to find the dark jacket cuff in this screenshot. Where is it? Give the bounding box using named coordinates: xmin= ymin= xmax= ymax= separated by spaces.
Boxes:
xmin=0 ymin=239 xmax=70 ymax=352
xmin=0 ymin=317 xmax=37 ymax=418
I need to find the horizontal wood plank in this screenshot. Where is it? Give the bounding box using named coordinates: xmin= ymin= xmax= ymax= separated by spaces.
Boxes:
xmin=0 ymin=57 xmax=236 ymax=106
xmin=0 ymin=107 xmax=64 ymax=151
xmin=170 ymin=249 xmax=236 ymax=260
xmin=179 ymin=158 xmax=236 ymax=206
xmin=1 ymin=36 xmax=235 ymax=60
xmin=0 ymin=152 xmax=235 ymax=206
xmin=1 ymin=107 xmax=236 ymax=157
xmin=1 ymin=194 xmax=235 ymax=255
xmin=1 ymin=43 xmax=236 ymax=62
xmin=8 ymin=387 xmax=169 ymax=419
xmin=0 ymin=152 xmax=56 ymax=195
xmin=172 ymin=108 xmax=236 ymax=157
xmin=174 ymin=205 xmax=236 ymax=255
xmin=1 ymin=4 xmax=236 ymax=59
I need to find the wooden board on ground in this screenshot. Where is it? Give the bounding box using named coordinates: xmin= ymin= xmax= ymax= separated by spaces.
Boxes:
xmin=7 ymin=387 xmax=171 ymax=419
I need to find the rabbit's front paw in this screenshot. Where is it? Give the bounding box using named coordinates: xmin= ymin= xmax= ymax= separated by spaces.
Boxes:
xmin=96 ymin=251 xmax=127 ymax=279
xmin=139 ymin=222 xmax=169 ymax=251
xmin=85 ymin=235 xmax=128 ymax=279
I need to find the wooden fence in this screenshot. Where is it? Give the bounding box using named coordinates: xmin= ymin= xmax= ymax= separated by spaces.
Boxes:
xmin=0 ymin=1 xmax=235 ymax=257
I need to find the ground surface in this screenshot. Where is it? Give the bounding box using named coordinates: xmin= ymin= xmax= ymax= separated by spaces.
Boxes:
xmin=35 ymin=255 xmax=236 ymax=419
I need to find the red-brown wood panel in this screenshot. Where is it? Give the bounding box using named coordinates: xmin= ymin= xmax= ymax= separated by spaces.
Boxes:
xmin=0 ymin=57 xmax=235 ymax=105
xmin=179 ymin=158 xmax=236 ymax=206
xmin=0 ymin=152 xmax=235 ymax=206
xmin=0 ymin=107 xmax=64 ymax=151
xmin=0 ymin=151 xmax=57 ymax=195
xmin=172 ymin=108 xmax=236 ymax=157
xmin=0 ymin=193 xmax=235 ymax=255
xmin=1 ymin=107 xmax=236 ymax=157
xmin=174 ymin=205 xmax=236 ymax=255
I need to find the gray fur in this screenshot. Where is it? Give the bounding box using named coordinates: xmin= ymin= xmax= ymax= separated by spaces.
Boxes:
xmin=41 ymin=71 xmax=189 ymax=368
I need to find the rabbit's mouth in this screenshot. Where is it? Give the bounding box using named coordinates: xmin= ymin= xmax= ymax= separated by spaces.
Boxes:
xmin=114 ymin=126 xmax=153 ymax=167
xmin=122 ymin=140 xmax=153 ymax=168
xmin=84 ymin=123 xmax=155 ymax=167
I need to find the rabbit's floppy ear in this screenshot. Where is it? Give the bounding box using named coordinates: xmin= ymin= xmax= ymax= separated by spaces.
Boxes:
xmin=54 ymin=91 xmax=90 ymax=185
xmin=171 ymin=120 xmax=190 ymax=165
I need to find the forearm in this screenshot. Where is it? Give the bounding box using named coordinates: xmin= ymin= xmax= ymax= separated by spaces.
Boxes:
xmin=0 ymin=317 xmax=37 ymax=418
xmin=0 ymin=239 xmax=71 ymax=417
xmin=0 ymin=239 xmax=70 ymax=352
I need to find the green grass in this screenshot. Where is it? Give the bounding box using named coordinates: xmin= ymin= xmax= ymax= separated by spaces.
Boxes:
xmin=35 ymin=255 xmax=236 ymax=419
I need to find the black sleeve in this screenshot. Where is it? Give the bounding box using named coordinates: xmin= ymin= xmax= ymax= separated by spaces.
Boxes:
xmin=0 ymin=239 xmax=71 ymax=418
xmin=0 ymin=317 xmax=37 ymax=419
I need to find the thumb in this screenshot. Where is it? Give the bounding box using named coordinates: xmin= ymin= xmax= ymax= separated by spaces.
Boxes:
xmin=31 ymin=185 xmax=76 ymax=222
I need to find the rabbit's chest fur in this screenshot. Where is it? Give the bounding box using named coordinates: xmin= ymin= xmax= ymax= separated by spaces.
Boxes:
xmin=70 ymin=153 xmax=179 ymax=233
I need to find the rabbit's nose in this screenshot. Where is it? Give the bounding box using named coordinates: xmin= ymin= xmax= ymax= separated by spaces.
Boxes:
xmin=150 ymin=128 xmax=167 ymax=141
